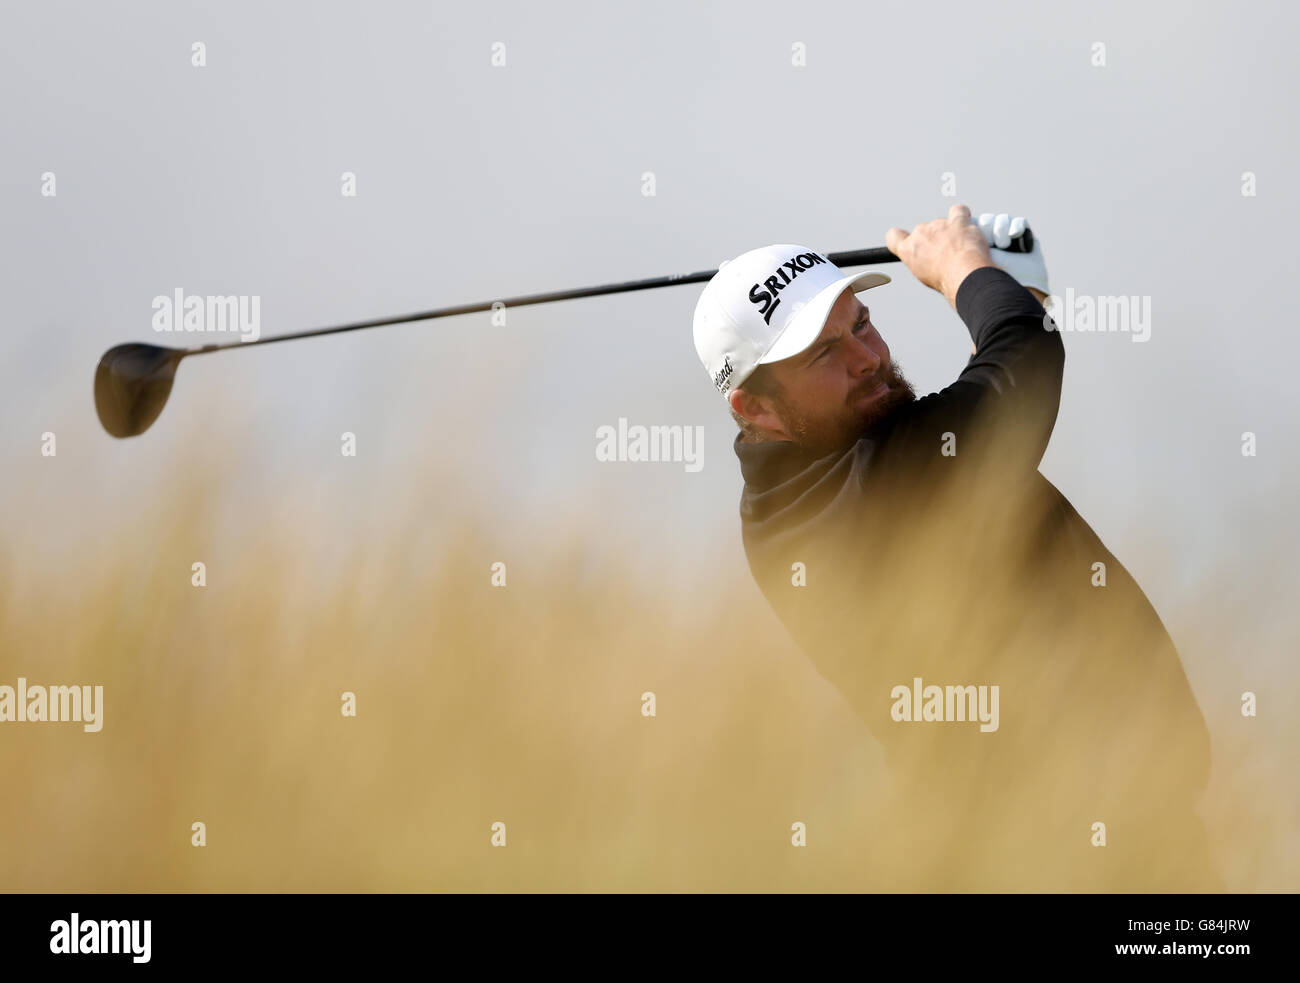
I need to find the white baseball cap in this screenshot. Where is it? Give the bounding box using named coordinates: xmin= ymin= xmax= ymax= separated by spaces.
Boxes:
xmin=692 ymin=244 xmax=890 ymax=399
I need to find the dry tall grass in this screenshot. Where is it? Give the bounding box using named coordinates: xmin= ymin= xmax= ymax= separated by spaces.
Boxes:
xmin=0 ymin=445 xmax=1293 ymax=892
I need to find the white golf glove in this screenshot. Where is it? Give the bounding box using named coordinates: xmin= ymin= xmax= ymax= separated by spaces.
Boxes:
xmin=975 ymin=212 xmax=1049 ymax=296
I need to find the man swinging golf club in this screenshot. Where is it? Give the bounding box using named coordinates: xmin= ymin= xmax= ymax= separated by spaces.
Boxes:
xmin=694 ymin=204 xmax=1220 ymax=891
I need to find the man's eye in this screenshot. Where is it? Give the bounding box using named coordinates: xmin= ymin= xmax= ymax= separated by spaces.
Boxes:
xmin=854 ymin=317 xmax=869 ymax=332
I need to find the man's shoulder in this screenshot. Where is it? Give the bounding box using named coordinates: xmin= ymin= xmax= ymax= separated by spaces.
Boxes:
xmin=735 ymin=437 xmax=894 ymax=565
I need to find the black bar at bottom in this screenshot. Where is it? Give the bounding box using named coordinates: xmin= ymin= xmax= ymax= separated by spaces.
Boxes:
xmin=0 ymin=893 xmax=1288 ymax=970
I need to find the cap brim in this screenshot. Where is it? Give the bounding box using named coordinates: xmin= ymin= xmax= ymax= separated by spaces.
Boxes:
xmin=756 ymin=270 xmax=891 ymax=365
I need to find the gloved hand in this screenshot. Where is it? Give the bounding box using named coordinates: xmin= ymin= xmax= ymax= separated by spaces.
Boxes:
xmin=975 ymin=212 xmax=1050 ymax=297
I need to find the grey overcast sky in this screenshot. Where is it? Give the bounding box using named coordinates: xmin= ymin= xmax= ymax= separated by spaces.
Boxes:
xmin=3 ymin=0 xmax=1297 ymax=616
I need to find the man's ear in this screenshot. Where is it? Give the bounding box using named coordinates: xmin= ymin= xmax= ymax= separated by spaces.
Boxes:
xmin=729 ymin=385 xmax=791 ymax=440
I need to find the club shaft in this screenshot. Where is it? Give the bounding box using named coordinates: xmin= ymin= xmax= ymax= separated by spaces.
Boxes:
xmin=188 ymin=246 xmax=900 ymax=356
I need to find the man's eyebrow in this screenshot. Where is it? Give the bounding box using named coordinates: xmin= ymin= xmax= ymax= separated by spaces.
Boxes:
xmin=805 ymin=335 xmax=834 ymax=362
xmin=805 ymin=306 xmax=868 ymax=362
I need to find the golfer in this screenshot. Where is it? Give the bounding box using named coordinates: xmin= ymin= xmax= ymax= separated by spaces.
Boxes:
xmin=693 ymin=204 xmax=1220 ymax=891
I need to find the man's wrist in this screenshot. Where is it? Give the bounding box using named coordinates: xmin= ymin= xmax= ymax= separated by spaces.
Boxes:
xmin=943 ymin=256 xmax=998 ymax=308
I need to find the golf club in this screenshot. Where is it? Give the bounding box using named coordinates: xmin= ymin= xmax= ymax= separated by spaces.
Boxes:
xmin=93 ymin=233 xmax=1032 ymax=439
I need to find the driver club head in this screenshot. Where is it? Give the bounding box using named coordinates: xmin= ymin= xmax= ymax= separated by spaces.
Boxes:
xmin=94 ymin=343 xmax=185 ymax=438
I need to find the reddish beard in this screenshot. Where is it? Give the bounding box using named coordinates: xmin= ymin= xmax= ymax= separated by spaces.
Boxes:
xmin=777 ymin=361 xmax=917 ymax=456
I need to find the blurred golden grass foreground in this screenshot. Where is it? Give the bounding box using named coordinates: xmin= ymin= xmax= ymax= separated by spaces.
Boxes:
xmin=0 ymin=450 xmax=1293 ymax=892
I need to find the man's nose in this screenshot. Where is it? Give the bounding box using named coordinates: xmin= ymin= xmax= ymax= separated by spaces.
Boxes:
xmin=848 ymin=336 xmax=882 ymax=376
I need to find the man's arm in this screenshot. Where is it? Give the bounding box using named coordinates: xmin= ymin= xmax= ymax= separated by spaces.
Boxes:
xmin=881 ymin=205 xmax=1065 ymax=480
xmin=972 ymin=286 xmax=1047 ymax=354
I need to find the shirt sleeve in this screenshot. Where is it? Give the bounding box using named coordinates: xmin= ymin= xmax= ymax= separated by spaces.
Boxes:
xmin=871 ymin=266 xmax=1065 ymax=493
